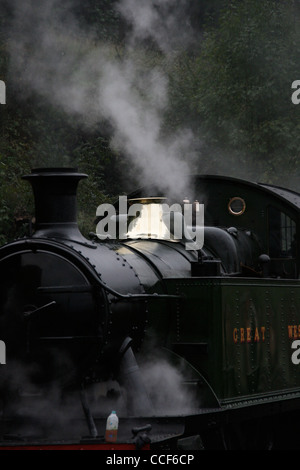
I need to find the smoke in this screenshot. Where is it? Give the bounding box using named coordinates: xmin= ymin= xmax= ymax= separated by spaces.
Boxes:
xmin=0 ymin=359 xmax=81 ymax=437
xmin=116 ymin=0 xmax=197 ymax=55
xmin=4 ymin=0 xmax=200 ymax=199
xmin=0 ymin=356 xmax=124 ymax=438
xmin=139 ymin=356 xmax=201 ymax=416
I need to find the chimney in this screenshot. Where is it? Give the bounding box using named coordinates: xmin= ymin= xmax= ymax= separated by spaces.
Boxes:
xmin=22 ymin=168 xmax=87 ymax=241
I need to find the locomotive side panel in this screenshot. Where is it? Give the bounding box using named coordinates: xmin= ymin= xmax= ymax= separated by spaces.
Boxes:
xmin=162 ymin=277 xmax=223 ymax=402
xmin=160 ymin=277 xmax=300 ymax=408
xmin=222 ymin=279 xmax=300 ymax=402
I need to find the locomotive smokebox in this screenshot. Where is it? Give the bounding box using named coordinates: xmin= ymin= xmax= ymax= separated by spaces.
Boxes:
xmin=22 ymin=167 xmax=87 ymax=241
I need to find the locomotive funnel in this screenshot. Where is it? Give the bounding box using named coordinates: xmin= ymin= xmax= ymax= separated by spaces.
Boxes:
xmin=22 ymin=167 xmax=87 ymax=241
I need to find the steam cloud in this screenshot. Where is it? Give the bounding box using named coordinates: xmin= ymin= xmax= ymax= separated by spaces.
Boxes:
xmin=5 ymin=0 xmax=199 ymax=199
xmin=140 ymin=359 xmax=200 ymax=416
xmin=117 ymin=0 xmax=197 ymax=54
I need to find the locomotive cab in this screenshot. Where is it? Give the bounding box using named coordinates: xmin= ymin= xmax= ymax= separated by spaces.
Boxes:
xmin=125 ymin=175 xmax=300 ymax=279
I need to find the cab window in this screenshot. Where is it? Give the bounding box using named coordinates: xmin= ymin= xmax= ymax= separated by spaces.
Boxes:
xmin=268 ymin=206 xmax=296 ymax=258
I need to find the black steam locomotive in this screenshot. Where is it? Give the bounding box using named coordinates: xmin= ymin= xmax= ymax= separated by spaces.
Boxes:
xmin=0 ymin=167 xmax=299 ymax=450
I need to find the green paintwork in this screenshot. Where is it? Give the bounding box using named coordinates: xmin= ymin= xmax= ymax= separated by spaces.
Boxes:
xmin=163 ymin=277 xmax=300 ymax=406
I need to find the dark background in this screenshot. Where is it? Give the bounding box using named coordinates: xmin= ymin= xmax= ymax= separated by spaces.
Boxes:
xmin=0 ymin=0 xmax=299 ymax=242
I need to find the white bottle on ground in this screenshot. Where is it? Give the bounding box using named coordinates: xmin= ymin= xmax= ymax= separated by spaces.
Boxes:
xmin=105 ymin=410 xmax=119 ymax=443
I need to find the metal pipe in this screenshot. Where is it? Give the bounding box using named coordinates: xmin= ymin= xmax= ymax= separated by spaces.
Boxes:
xmin=117 ymin=337 xmax=152 ymax=417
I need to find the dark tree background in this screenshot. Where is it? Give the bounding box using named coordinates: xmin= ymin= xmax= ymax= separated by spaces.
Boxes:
xmin=0 ymin=0 xmax=299 ymax=243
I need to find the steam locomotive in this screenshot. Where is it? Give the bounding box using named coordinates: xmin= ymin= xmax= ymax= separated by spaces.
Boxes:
xmin=0 ymin=167 xmax=299 ymax=450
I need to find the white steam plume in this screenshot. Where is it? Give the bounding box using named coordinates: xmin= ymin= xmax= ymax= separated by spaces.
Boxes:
xmin=117 ymin=0 xmax=197 ymax=55
xmin=140 ymin=359 xmax=200 ymax=416
xmin=6 ymin=0 xmax=199 ymax=198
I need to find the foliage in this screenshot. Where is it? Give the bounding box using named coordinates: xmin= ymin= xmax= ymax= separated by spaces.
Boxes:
xmin=73 ymin=0 xmax=126 ymax=42
xmin=0 ymin=0 xmax=299 ymax=243
xmin=0 ymin=87 xmax=122 ymax=242
xmin=166 ymin=0 xmax=300 ymax=186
